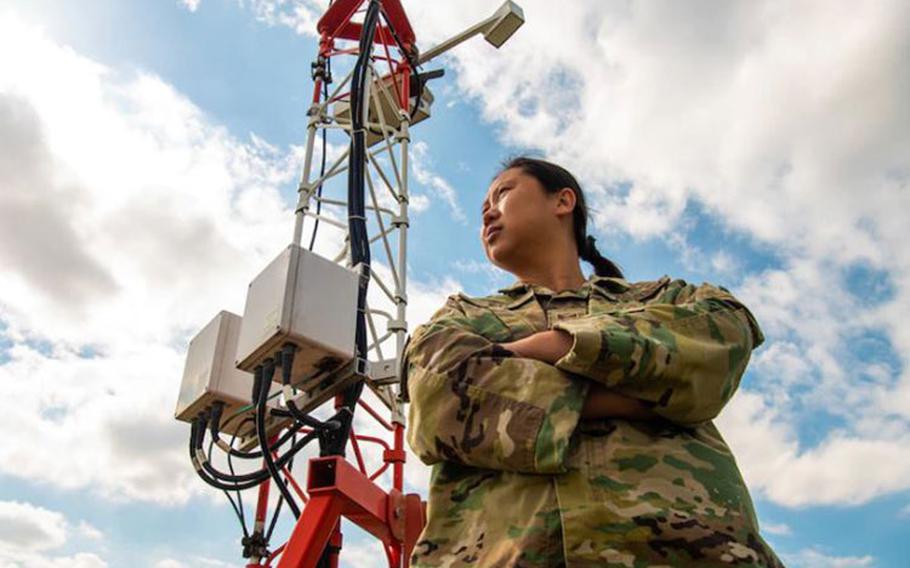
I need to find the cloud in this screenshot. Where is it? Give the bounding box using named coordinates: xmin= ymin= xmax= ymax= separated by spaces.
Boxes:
xmin=761 ymin=522 xmax=792 ymax=537
xmin=0 ymin=11 xmax=458 ymax=508
xmin=75 ymin=521 xmax=104 ymax=541
xmin=336 ymin=529 xmax=390 ymax=568
xmin=178 ymin=0 xmax=201 ymax=13
xmin=717 ymin=391 xmax=910 ymax=508
xmin=0 ymin=96 xmax=118 ymax=313
xmin=782 ymin=547 xmax=875 ymax=568
xmin=410 ymin=141 xmax=466 ymax=223
xmin=0 ymin=14 xmax=302 ymax=504
xmin=0 ymin=501 xmax=67 ymax=552
xmin=452 ymin=257 xmax=512 ymax=291
xmin=0 ymin=500 xmax=107 ymax=567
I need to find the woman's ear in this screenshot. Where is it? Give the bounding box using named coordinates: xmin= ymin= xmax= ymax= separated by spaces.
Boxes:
xmin=554 ymin=187 xmax=576 ymax=216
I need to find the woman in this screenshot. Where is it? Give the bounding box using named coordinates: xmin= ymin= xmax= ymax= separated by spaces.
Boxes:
xmin=402 ymin=156 xmax=785 ymax=567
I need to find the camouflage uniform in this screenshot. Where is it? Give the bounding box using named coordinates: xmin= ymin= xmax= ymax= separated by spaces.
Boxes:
xmin=402 ymin=273 xmax=785 ymax=567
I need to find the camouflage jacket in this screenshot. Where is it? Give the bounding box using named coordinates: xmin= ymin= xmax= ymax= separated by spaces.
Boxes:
xmin=402 ymin=273 xmax=785 ymax=567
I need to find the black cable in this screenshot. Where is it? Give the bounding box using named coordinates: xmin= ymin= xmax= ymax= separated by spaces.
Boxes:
xmin=190 ymin=420 xmax=264 ymax=491
xmin=208 ymin=435 xmax=249 ymax=538
xmin=227 ymin=424 xmax=250 ymax=538
xmin=380 ymin=4 xmax=423 ymax=122
xmin=323 ymin=0 xmax=381 ymax=460
xmin=266 ymin=492 xmax=285 ymax=542
xmin=198 ymin=414 xmax=294 ymax=485
xmin=279 ymin=344 xmax=339 ymax=430
xmin=256 ymin=360 xmax=302 ymax=518
xmin=190 ymin=415 xmax=319 ymax=491
xmin=211 ymin=401 xmax=309 ymax=459
xmin=309 ymin=54 xmax=330 ymax=253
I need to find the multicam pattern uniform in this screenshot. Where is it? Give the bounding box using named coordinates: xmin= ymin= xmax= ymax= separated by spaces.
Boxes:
xmin=401 ymin=273 xmax=785 ymax=567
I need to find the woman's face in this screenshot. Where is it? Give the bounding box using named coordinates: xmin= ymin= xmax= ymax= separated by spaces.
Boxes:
xmin=480 ymin=167 xmax=565 ymax=270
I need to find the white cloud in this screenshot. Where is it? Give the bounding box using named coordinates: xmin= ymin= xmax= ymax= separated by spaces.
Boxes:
xmin=75 ymin=521 xmax=104 ymax=542
xmin=783 ymin=547 xmax=875 ymax=568
xmin=243 ymin=0 xmax=324 ymax=37
xmin=336 ymin=529 xmax=389 ymax=568
xmin=762 ymin=522 xmax=791 ymax=537
xmin=178 ymin=0 xmax=201 ymax=13
xmin=410 ymin=140 xmax=467 ymax=223
xmin=452 ymin=258 xmax=512 ymax=291
xmin=0 ymin=554 xmax=108 ymax=568
xmin=717 ymin=390 xmax=910 ymax=508
xmin=0 ymin=14 xmax=305 ymax=504
xmin=0 ymin=500 xmax=107 ymax=568
xmin=0 ymin=501 xmax=67 ymax=552
xmin=0 ymin=11 xmax=458 ymax=508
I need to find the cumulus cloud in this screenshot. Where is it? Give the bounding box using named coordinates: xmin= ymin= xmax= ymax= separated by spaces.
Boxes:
xmin=0 ymin=11 xmax=454 ymax=508
xmin=178 ymin=0 xmax=201 ymax=13
xmin=410 ymin=141 xmax=466 ymax=223
xmin=0 ymin=500 xmax=107 ymax=567
xmin=717 ymin=391 xmax=910 ymax=508
xmin=782 ymin=547 xmax=875 ymax=568
xmin=0 ymin=14 xmax=299 ymax=504
xmin=762 ymin=522 xmax=792 ymax=537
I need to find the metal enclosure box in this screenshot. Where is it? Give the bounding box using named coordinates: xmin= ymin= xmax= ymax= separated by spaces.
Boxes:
xmin=235 ymin=244 xmax=358 ymax=387
xmin=334 ymin=74 xmax=434 ymax=147
xmin=175 ymin=311 xmax=256 ymax=435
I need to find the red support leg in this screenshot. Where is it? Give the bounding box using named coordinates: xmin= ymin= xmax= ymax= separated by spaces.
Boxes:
xmin=276 ymin=494 xmax=343 ymax=568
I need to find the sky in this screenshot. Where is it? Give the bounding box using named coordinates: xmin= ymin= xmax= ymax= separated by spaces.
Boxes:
xmin=0 ymin=0 xmax=909 ymax=566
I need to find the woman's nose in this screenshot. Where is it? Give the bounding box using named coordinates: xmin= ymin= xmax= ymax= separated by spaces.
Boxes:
xmin=482 ymin=206 xmax=500 ymax=227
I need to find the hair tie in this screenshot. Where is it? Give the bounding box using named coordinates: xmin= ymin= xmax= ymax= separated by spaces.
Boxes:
xmin=585 ymin=235 xmax=597 ymax=256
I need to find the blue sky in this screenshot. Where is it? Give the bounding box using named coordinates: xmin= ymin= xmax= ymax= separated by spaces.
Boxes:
xmin=1 ymin=1 xmax=909 ymax=567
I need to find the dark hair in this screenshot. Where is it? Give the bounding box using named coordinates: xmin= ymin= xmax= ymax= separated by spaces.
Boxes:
xmin=495 ymin=155 xmax=624 ymax=279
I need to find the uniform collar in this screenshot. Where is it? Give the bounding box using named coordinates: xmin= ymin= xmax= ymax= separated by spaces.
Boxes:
xmin=497 ymin=274 xmax=631 ymax=297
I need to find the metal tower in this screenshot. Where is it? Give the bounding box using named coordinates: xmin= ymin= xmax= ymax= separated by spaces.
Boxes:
xmin=174 ymin=2 xmax=524 ymax=566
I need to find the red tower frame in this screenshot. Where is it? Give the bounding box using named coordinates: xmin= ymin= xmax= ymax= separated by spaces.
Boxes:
xmin=243 ymin=2 xmax=426 ymax=566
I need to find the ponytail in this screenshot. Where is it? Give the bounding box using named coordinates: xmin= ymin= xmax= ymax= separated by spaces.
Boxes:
xmin=579 ymin=235 xmax=624 ymax=278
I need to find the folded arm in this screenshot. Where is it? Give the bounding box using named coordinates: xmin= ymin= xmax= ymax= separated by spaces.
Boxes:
xmin=402 ymin=295 xmax=590 ymax=474
xmin=501 ymin=330 xmax=658 ymax=421
xmin=539 ymin=280 xmax=764 ymax=426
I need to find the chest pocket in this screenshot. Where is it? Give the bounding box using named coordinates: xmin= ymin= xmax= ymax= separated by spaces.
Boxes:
xmin=456 ymin=290 xmax=542 ymax=342
xmin=541 ymin=296 xmax=589 ymax=325
xmin=588 ymin=275 xmax=672 ymax=315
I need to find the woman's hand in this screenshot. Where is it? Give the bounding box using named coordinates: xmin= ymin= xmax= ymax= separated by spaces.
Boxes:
xmin=499 ymin=329 xmax=573 ymax=364
xmin=501 ymin=330 xmax=658 ymax=421
xmin=581 ymin=381 xmax=658 ymax=421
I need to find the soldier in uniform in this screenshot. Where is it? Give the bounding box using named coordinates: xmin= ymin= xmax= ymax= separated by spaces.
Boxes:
xmin=401 ymin=156 xmax=785 ymax=567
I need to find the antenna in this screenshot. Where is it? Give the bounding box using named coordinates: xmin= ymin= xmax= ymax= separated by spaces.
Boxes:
xmin=173 ymin=1 xmax=525 ymax=566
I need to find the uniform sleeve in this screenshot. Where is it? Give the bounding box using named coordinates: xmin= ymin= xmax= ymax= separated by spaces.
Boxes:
xmin=549 ymin=279 xmax=765 ymax=426
xmin=403 ymin=295 xmax=590 ymax=474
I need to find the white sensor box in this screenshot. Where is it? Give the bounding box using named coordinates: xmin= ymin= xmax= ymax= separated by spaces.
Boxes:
xmin=175 ymin=311 xmax=257 ymax=435
xmin=334 ymin=76 xmax=434 ymax=147
xmin=235 ymin=244 xmax=358 ymax=386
